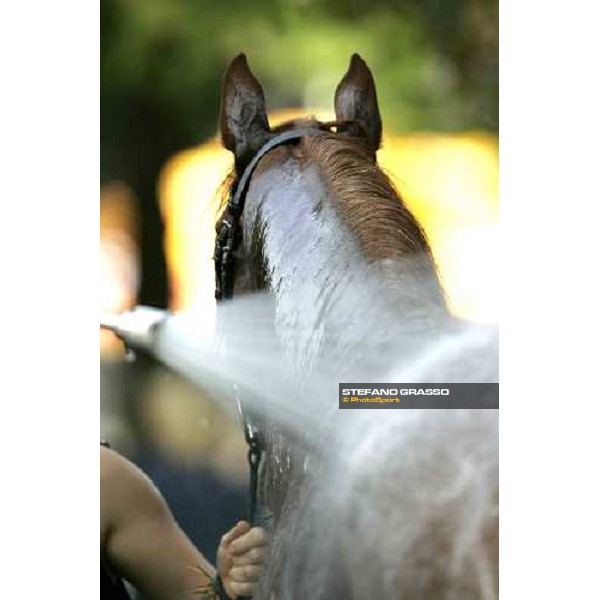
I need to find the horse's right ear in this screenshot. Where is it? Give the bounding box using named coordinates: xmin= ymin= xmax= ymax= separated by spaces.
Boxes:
xmin=220 ymin=54 xmax=271 ymax=172
xmin=334 ymin=54 xmax=382 ymax=152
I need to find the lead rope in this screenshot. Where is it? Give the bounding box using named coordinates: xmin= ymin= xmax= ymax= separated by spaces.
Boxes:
xmin=235 ymin=392 xmax=263 ymax=523
xmin=231 ymin=391 xmax=264 ymax=600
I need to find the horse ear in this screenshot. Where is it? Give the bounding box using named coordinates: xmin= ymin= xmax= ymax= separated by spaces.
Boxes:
xmin=334 ymin=54 xmax=382 ymax=151
xmin=220 ymin=54 xmax=271 ymax=172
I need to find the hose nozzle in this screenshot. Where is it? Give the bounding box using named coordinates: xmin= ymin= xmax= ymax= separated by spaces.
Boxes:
xmin=100 ymin=306 xmax=168 ymax=351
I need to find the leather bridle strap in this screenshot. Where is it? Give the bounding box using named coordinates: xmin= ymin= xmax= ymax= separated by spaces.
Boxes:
xmin=214 ymin=127 xmax=330 ymax=301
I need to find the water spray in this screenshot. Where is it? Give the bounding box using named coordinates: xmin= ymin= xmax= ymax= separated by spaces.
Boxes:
xmin=101 ymin=304 xmax=273 ymax=534
xmin=100 ymin=306 xmax=168 ymax=354
xmin=102 ymin=305 xmax=272 ymax=600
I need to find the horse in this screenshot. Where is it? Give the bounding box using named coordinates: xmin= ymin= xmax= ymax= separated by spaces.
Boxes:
xmin=215 ymin=53 xmax=498 ymax=600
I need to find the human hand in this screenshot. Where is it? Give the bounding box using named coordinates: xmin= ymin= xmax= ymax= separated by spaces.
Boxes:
xmin=217 ymin=521 xmax=269 ymax=598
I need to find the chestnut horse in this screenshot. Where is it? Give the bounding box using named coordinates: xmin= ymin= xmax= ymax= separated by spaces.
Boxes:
xmin=217 ymin=54 xmax=453 ymax=599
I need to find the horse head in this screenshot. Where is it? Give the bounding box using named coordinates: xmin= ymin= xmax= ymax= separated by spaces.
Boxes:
xmin=218 ymin=53 xmax=447 ymax=369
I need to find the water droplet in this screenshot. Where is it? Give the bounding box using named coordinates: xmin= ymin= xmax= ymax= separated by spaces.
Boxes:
xmin=124 ymin=347 xmax=137 ymax=363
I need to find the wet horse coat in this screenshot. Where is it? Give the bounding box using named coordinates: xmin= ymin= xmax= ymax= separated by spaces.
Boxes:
xmin=217 ymin=54 xmax=466 ymax=599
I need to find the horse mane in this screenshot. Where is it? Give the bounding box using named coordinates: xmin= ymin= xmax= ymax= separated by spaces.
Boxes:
xmin=218 ymin=117 xmax=437 ymax=269
xmin=292 ymin=120 xmax=436 ymax=264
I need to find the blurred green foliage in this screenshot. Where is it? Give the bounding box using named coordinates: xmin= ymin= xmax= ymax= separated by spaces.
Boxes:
xmin=101 ymin=0 xmax=497 ymax=306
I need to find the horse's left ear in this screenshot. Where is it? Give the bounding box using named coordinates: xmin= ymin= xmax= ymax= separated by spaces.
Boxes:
xmin=334 ymin=54 xmax=382 ymax=151
xmin=220 ymin=53 xmax=271 ymax=173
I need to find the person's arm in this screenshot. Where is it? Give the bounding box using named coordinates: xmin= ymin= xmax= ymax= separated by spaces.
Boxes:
xmin=100 ymin=446 xmax=268 ymax=600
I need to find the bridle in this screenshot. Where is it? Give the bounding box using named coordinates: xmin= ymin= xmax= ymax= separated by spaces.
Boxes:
xmin=212 ymin=121 xmax=362 ymax=558
xmin=215 ymin=127 xmax=330 ymax=301
xmin=214 ymin=121 xmax=362 ymax=301
xmin=212 ymin=121 xmax=366 ymax=599
xmin=212 ymin=127 xmax=333 ymax=542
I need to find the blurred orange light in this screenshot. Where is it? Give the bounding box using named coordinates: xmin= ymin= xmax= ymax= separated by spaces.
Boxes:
xmin=100 ymin=182 xmax=140 ymax=355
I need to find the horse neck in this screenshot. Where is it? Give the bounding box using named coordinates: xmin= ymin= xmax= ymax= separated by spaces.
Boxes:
xmin=241 ymin=154 xmax=446 ymax=375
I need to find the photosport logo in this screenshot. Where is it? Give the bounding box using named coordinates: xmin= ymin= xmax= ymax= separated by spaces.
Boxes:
xmin=339 ymin=383 xmax=499 ymax=409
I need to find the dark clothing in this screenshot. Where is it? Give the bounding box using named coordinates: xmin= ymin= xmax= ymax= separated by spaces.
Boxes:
xmin=101 ymin=560 xmax=131 ymax=600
